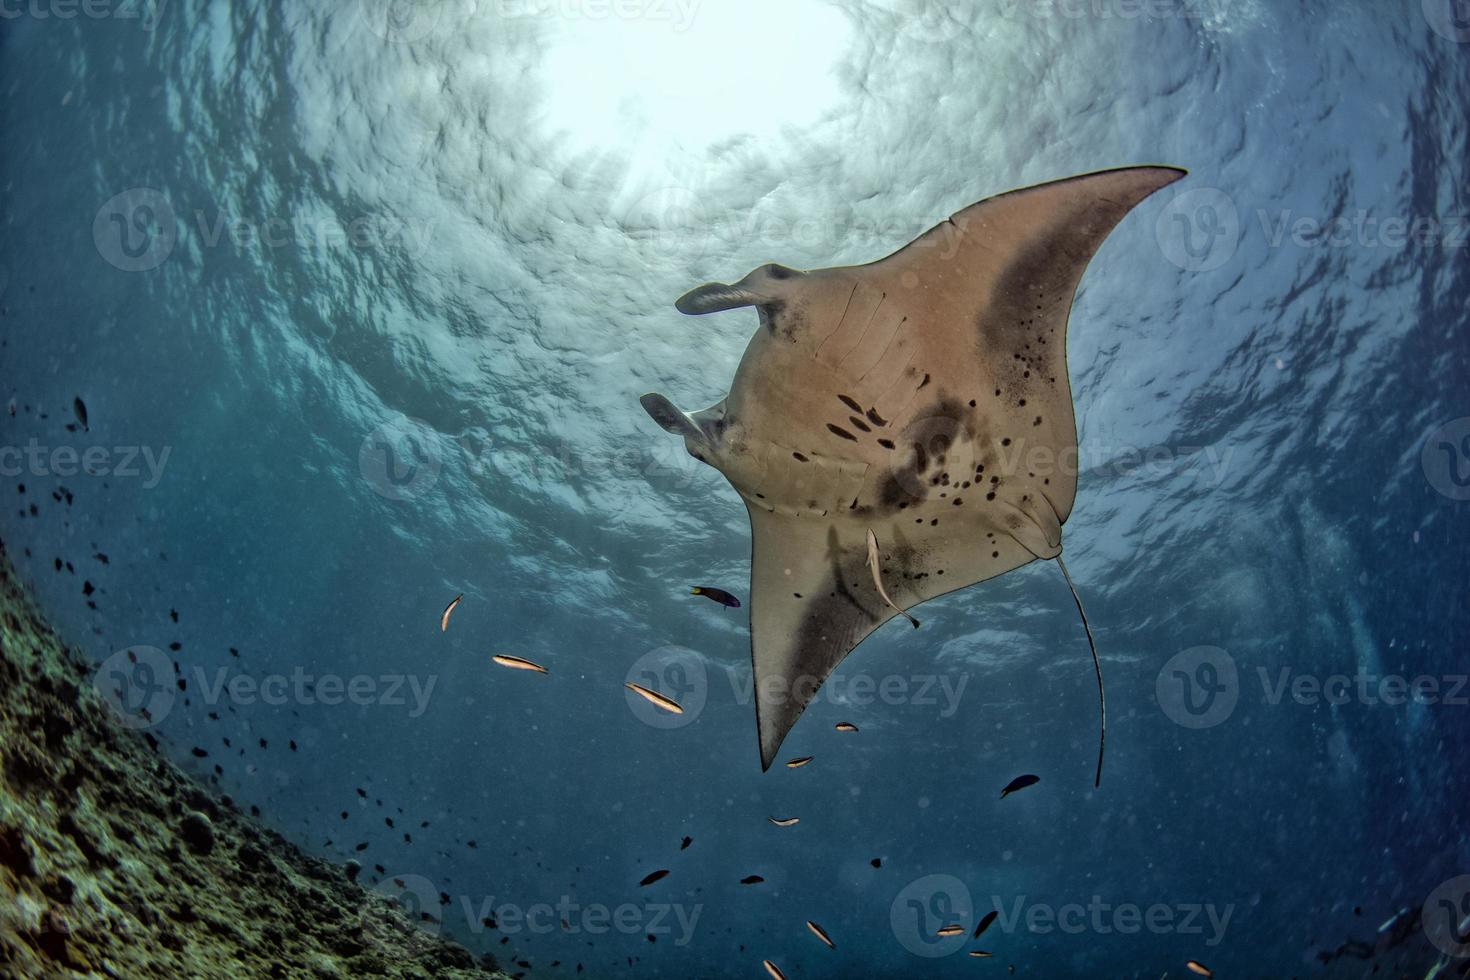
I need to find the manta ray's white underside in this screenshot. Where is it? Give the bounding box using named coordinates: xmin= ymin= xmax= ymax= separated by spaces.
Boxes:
xmin=642 ymin=166 xmax=1186 ymax=770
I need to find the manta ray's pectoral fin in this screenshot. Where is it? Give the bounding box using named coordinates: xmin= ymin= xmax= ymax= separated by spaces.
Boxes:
xmin=747 ymin=509 xmax=895 ymax=770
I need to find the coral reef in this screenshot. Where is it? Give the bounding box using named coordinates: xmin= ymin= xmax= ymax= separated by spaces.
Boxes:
xmin=0 ymin=537 xmax=508 ymax=978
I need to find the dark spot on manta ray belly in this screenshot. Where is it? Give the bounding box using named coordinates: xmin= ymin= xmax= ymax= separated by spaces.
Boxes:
xmin=869 ymin=395 xmax=978 ymax=516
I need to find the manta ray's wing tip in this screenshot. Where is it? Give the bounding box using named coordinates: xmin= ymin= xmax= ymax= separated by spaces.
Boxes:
xmin=1144 ymin=164 xmax=1188 ymax=181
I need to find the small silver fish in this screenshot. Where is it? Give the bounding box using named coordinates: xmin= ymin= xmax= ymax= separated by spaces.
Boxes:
xmin=492 ymin=654 xmax=547 ymax=674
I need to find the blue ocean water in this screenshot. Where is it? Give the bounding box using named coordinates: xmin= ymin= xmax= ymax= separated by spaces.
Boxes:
xmin=2 ymin=1 xmax=1468 ymax=976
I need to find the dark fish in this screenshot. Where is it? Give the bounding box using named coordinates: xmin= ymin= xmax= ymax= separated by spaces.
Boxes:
xmin=973 ymin=910 xmax=998 ymax=938
xmin=768 ymin=816 xmax=799 ymax=827
xmin=689 ymin=586 xmax=740 ymax=609
xmin=638 ymin=869 xmax=669 ymax=887
xmin=936 ymin=925 xmax=965 ymax=937
xmin=763 ymin=960 xmax=787 ymax=980
xmin=680 ymin=836 xmax=692 ymax=850
xmin=73 ymin=397 xmax=88 ymax=431
xmin=871 ymin=858 xmax=881 ymax=868
xmin=740 ymin=875 xmax=765 ymax=885
xmin=1185 ymin=962 xmax=1213 ymax=978
xmin=806 ymin=920 xmax=835 ymax=949
xmin=1000 ymin=774 xmax=1040 ymax=798
xmin=968 ymin=950 xmax=993 ymax=958
xmin=785 ymin=756 xmax=813 ymax=768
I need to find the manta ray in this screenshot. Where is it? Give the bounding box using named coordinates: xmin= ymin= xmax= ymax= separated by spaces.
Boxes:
xmin=641 ymin=166 xmax=1186 ymax=778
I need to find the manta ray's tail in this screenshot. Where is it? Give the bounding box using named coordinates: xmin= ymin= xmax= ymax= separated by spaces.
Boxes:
xmin=1055 ymin=555 xmax=1105 ymax=788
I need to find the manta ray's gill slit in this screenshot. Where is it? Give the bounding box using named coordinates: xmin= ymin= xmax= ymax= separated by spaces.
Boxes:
xmin=826 ymin=424 xmax=858 ymax=442
xmin=837 ymin=394 xmax=862 ymax=412
xmin=877 ymin=438 xmax=895 ymax=450
xmin=847 ymin=416 xmax=872 ymax=433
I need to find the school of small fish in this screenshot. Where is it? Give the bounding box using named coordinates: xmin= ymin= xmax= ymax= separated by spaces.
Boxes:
xmin=433 ymin=588 xmax=1110 ymax=974
xmin=5 ymin=389 xmax=1232 ymax=977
